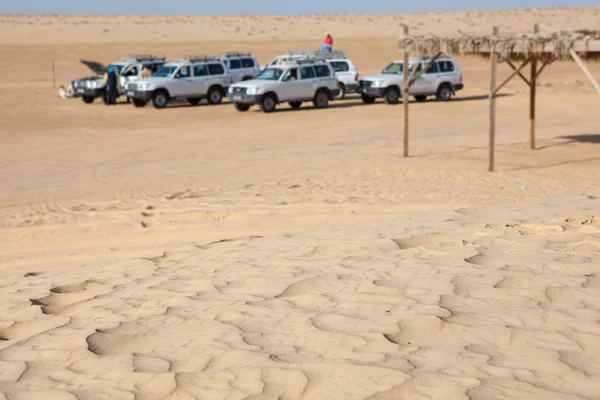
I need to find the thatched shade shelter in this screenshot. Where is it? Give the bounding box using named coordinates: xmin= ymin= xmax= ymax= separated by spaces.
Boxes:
xmin=398 ymin=27 xmax=600 ymax=171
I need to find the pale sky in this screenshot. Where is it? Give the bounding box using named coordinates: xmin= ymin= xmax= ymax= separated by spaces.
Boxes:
xmin=0 ymin=0 xmax=595 ymax=15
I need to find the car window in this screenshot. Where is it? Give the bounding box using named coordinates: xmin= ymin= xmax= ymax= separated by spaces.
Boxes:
xmin=154 ymin=65 xmax=177 ymax=78
xmin=229 ymin=59 xmax=242 ymax=70
xmin=256 ymin=68 xmax=283 ymax=80
xmin=123 ymin=66 xmax=138 ymax=77
xmin=329 ymin=61 xmax=349 ymax=72
xmin=439 ymin=61 xmax=455 ymax=72
xmin=193 ymin=64 xmax=208 ymax=77
xmin=175 ymin=66 xmax=191 ymax=79
xmin=242 ymin=58 xmax=255 ymax=68
xmin=208 ymin=63 xmax=225 ymax=75
xmin=426 ymin=62 xmax=440 ymax=74
xmin=315 ymin=65 xmax=331 ymax=77
xmin=282 ymin=68 xmax=298 ymax=82
xmin=382 ymin=63 xmax=403 ymax=74
xmin=300 ymin=66 xmax=316 ymax=79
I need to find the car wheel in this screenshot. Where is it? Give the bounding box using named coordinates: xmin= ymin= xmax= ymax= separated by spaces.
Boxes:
xmin=289 ymin=102 xmax=302 ymax=109
xmin=188 ymin=98 xmax=201 ymax=106
xmin=384 ymin=87 xmax=400 ymax=105
xmin=436 ymin=84 xmax=452 ymax=101
xmin=361 ymin=94 xmax=375 ymax=104
xmin=234 ymin=103 xmax=251 ymax=112
xmin=82 ymin=96 xmax=95 ymax=104
xmin=313 ymin=89 xmax=329 ymax=109
xmin=414 ymin=95 xmax=427 ymax=102
xmin=152 ymin=90 xmax=169 ymax=109
xmin=133 ymin=99 xmax=147 ymax=108
xmin=207 ymin=87 xmax=223 ymax=105
xmin=334 ymin=84 xmax=346 ymax=100
xmin=260 ymin=94 xmax=277 ymax=113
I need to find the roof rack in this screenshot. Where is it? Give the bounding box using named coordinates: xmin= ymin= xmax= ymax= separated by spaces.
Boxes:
xmin=287 ymin=50 xmax=348 ymax=59
xmin=216 ymin=51 xmax=253 ymax=58
xmin=278 ymin=58 xmax=329 ymax=65
xmin=173 ymin=55 xmax=219 ymax=63
xmin=121 ymin=55 xmax=166 ymax=62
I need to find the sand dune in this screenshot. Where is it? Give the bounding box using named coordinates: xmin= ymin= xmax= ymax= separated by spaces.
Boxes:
xmin=1 ymin=7 xmax=600 ymax=399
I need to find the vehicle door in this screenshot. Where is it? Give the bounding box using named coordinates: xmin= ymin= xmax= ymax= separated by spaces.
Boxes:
xmin=315 ymin=64 xmax=335 ymax=91
xmin=414 ymin=61 xmax=442 ymax=94
xmin=242 ymin=57 xmax=259 ymax=79
xmin=329 ymin=61 xmax=353 ymax=86
xmin=207 ymin=63 xmax=229 ymax=88
xmin=299 ymin=66 xmax=320 ymax=99
xmin=439 ymin=60 xmax=461 ymax=86
xmin=408 ymin=62 xmax=428 ymax=95
xmin=192 ymin=64 xmax=210 ymax=96
xmin=228 ymin=59 xmax=243 ymax=83
xmin=170 ymin=65 xmax=194 ymax=97
xmin=119 ymin=64 xmax=140 ymax=92
xmin=281 ymin=68 xmax=303 ymax=101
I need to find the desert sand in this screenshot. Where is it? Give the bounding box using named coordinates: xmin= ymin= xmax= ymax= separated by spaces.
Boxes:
xmin=1 ymin=7 xmax=600 ymax=399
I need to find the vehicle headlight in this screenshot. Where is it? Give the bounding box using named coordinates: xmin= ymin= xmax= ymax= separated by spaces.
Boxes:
xmin=228 ymin=86 xmax=234 ymax=94
xmin=246 ymin=87 xmax=259 ymax=95
xmin=371 ymin=80 xmax=386 ymax=87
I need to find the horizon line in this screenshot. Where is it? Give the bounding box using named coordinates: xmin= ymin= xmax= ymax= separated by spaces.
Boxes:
xmin=1 ymin=5 xmax=598 ymax=18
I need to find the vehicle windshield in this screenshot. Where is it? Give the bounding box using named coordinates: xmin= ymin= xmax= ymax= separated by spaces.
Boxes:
xmin=256 ymin=68 xmax=284 ymax=81
xmin=108 ymin=64 xmax=125 ymax=74
xmin=382 ymin=63 xmax=404 ymax=74
xmin=154 ymin=65 xmax=177 ymax=78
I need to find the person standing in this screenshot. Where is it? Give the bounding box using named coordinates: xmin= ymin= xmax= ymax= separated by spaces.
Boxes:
xmin=321 ymin=32 xmax=333 ymax=54
xmin=104 ymin=66 xmax=119 ymax=105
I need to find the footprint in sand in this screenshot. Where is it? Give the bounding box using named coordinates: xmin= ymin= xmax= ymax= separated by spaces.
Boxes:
xmin=464 ymin=251 xmax=509 ymax=267
xmin=391 ymin=234 xmax=455 ymax=250
xmin=0 ymin=318 xmax=69 ymax=341
xmin=30 ymin=280 xmax=112 ymax=315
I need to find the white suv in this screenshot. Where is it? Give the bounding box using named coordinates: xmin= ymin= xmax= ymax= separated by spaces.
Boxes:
xmin=217 ymin=52 xmax=261 ymax=83
xmin=358 ymin=56 xmax=463 ymax=105
xmin=267 ymin=50 xmax=359 ymax=99
xmin=227 ymin=60 xmax=340 ymax=113
xmin=125 ymin=56 xmax=231 ymax=109
xmin=76 ymin=55 xmax=166 ymax=104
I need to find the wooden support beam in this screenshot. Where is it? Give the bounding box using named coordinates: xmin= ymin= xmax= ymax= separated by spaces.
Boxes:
xmin=492 ymin=59 xmax=531 ymax=97
xmin=407 ymin=53 xmax=443 ymax=88
xmin=505 ymin=59 xmax=531 ymax=87
xmin=403 ymin=26 xmax=409 ymax=158
xmin=405 ymin=56 xmax=425 ymax=91
xmin=530 ymin=24 xmax=539 ymax=150
xmin=534 ymin=58 xmax=552 ymax=80
xmin=489 ymin=26 xmax=499 ymax=172
xmin=570 ymin=49 xmax=600 ymax=94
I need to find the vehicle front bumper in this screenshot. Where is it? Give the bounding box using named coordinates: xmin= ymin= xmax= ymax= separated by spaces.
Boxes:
xmin=125 ymin=89 xmax=153 ymax=101
xmin=74 ymin=87 xmax=105 ymax=98
xmin=357 ymin=85 xmax=386 ymax=97
xmin=227 ymin=92 xmax=263 ymax=104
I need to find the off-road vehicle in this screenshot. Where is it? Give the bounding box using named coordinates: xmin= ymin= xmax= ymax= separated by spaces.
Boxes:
xmin=267 ymin=50 xmax=359 ymax=99
xmin=74 ymin=55 xmax=166 ymax=104
xmin=228 ymin=59 xmax=340 ymax=113
xmin=125 ymin=56 xmax=231 ymax=109
xmin=216 ymin=52 xmax=261 ymax=83
xmin=358 ymin=56 xmax=463 ymax=105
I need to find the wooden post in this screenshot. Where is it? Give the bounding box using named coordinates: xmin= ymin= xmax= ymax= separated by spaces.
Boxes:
xmin=570 ymin=49 xmax=600 ymax=94
xmin=403 ymin=26 xmax=410 ymax=158
xmin=530 ymin=24 xmax=539 ymax=150
xmin=489 ymin=26 xmax=499 ymax=172
xmin=52 ymin=60 xmax=56 ymax=89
